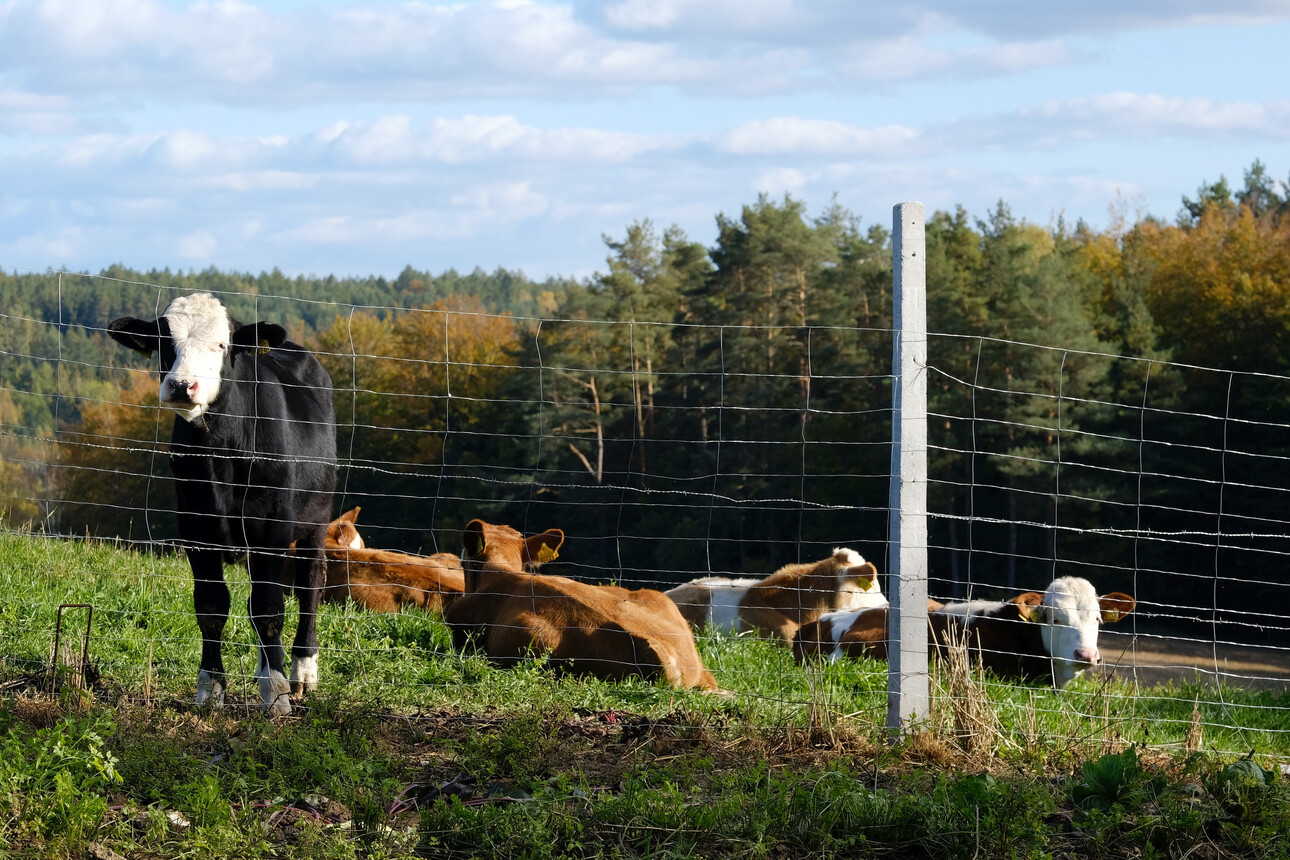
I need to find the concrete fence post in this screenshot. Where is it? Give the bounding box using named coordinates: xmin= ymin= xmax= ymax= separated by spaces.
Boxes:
xmin=887 ymin=201 xmax=930 ymax=735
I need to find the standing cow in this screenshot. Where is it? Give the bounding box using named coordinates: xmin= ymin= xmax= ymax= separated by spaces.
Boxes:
xmin=110 ymin=293 xmax=337 ymax=714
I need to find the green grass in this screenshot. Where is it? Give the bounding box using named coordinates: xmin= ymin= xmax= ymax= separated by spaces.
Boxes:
xmin=2 ymin=532 xmax=1289 ymax=858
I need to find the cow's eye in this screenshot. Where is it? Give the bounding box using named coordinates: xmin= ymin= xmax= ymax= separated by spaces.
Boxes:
xmin=218 ymin=343 xmax=227 ymax=351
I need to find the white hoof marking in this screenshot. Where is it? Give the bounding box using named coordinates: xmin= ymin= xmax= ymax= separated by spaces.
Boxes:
xmin=257 ymin=664 xmax=292 ymax=715
xmin=290 ymin=655 xmax=319 ymax=695
xmin=195 ymin=670 xmax=225 ymax=707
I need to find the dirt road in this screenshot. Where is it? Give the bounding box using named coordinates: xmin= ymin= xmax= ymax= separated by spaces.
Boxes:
xmin=1095 ymin=630 xmax=1290 ymax=691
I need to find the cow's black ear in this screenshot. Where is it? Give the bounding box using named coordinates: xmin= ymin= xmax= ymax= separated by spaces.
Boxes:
xmin=108 ymin=317 xmax=161 ymax=357
xmin=231 ymin=322 xmax=288 ymax=355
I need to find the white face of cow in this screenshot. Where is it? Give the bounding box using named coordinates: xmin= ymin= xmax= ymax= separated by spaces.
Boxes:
xmin=833 ymin=548 xmax=885 ymax=610
xmin=159 ymin=293 xmax=233 ymax=423
xmin=1035 ymin=576 xmax=1107 ymax=687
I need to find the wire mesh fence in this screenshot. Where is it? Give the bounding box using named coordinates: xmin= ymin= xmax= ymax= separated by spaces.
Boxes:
xmin=1 ymin=269 xmax=1287 ymax=759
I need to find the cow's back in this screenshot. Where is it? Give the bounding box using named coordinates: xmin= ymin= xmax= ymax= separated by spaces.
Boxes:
xmin=665 ymin=577 xmax=755 ymax=633
xmin=738 ymin=561 xmax=854 ymax=641
xmin=455 ymin=572 xmax=716 ymax=689
xmin=324 ymin=547 xmax=464 ymax=613
xmin=614 ymin=586 xmax=718 ymax=690
xmin=930 ymin=605 xmax=1051 ymax=682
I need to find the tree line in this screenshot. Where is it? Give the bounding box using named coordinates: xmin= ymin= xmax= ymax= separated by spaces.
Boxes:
xmin=3 ymin=161 xmax=1290 ymax=644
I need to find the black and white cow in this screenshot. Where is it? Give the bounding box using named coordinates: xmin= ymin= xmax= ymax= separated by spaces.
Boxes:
xmin=109 ymin=293 xmax=337 ymax=714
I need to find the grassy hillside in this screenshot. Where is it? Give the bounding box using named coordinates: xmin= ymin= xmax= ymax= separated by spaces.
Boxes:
xmin=2 ymin=532 xmax=1288 ymax=858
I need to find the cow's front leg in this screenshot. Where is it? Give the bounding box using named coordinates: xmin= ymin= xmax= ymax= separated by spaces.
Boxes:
xmin=289 ymin=526 xmax=326 ymax=695
xmin=247 ymin=552 xmax=291 ymax=715
xmin=189 ymin=549 xmax=230 ymax=707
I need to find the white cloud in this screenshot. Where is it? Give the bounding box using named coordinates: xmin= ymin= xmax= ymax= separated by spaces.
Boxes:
xmin=43 ymin=229 xmax=81 ymax=260
xmin=1 ymin=113 xmax=78 ymax=135
xmin=0 ymin=88 xmax=82 ymax=133
xmin=602 ymin=0 xmax=804 ymax=35
xmin=837 ymin=33 xmax=1082 ymax=83
xmin=447 ymin=181 xmax=548 ymax=216
xmin=280 ymin=210 xmax=468 ymax=244
xmin=14 ymin=0 xmax=1275 ymax=108
xmin=1024 ymin=93 xmax=1290 ymax=137
xmin=52 ymin=134 xmax=153 ymax=169
xmin=902 ymin=93 xmax=1290 ymax=157
xmin=751 ymin=167 xmax=807 ymax=196
xmin=153 ymin=131 xmax=223 ymax=170
xmin=603 ymin=0 xmax=683 ymax=30
xmin=177 ymin=229 xmax=217 ymax=260
xmin=316 ymin=121 xmax=349 ymax=145
xmin=279 ymin=216 xmax=356 ymax=245
xmin=917 ymin=0 xmax=1290 ymax=39
xmin=716 ymin=118 xmax=919 ymax=156
xmin=958 ymin=93 xmax=1290 ymax=148
xmin=199 ymin=171 xmax=321 ymax=192
xmin=7 ymin=226 xmax=85 ymax=261
xmin=278 ymin=180 xmax=550 ymax=247
xmin=330 ymin=115 xmax=416 ymax=164
xmin=3 ymin=0 xmax=275 ymax=93
xmin=115 ymin=198 xmax=174 ymax=216
xmin=323 ymin=114 xmax=662 ymax=165
xmin=185 ymin=0 xmax=277 ymax=84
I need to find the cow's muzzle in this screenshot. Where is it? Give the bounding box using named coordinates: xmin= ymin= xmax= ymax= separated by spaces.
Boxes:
xmin=165 ymin=377 xmax=198 ymax=404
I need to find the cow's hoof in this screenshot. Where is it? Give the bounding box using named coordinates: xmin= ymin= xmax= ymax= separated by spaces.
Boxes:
xmin=264 ymin=693 xmax=293 ymax=716
xmin=195 ymin=670 xmax=225 ymax=708
xmin=258 ymin=667 xmax=292 ymax=714
xmin=289 ymin=654 xmax=319 ymax=695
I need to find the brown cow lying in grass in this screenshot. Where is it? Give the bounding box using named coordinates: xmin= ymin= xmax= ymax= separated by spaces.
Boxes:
xmin=793 ymin=576 xmax=1136 ymax=688
xmin=324 ymin=506 xmax=365 ymax=550
xmin=665 ymin=548 xmax=884 ymax=642
xmin=319 ymin=507 xmax=465 ymax=615
xmin=443 ymin=519 xmax=718 ymax=690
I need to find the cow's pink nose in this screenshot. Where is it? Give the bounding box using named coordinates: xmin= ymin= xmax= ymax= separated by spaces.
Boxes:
xmin=1075 ymin=646 xmax=1100 ymax=665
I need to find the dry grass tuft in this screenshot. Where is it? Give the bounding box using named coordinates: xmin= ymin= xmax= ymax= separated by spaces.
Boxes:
xmin=3 ymin=693 xmax=65 ymax=730
xmin=939 ymin=622 xmax=1001 ymax=757
xmin=903 ymin=728 xmax=960 ymax=768
xmin=1024 ymin=690 xmax=1039 ymax=753
xmin=1184 ymin=696 xmax=1204 ymax=753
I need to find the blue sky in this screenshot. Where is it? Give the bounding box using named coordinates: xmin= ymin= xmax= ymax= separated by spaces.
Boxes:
xmin=3 ymin=0 xmax=1289 ymax=281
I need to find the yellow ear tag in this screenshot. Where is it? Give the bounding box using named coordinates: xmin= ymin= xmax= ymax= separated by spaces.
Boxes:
xmin=472 ymin=537 xmax=486 ymax=557
xmin=257 ymin=340 xmax=272 ymax=356
xmin=1104 ymin=609 xmax=1122 ymax=623
xmin=536 ymin=544 xmax=558 ymax=564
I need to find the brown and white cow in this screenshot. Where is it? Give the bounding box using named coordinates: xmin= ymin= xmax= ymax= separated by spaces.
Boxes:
xmin=792 ymin=599 xmax=944 ymax=664
xmin=324 ymin=507 xmax=365 ymax=551
xmin=666 ymin=548 xmax=884 ymax=642
xmin=793 ymin=576 xmax=1136 ymax=688
xmin=931 ymin=578 xmax=1136 ymax=687
xmin=444 ymin=519 xmax=718 ymax=690
xmin=317 ymin=507 xmax=465 ymax=615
